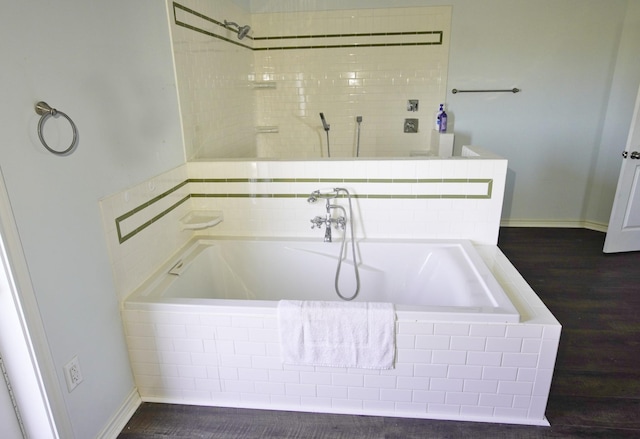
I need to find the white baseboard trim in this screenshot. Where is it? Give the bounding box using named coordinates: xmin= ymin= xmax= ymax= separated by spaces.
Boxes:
xmin=96 ymin=388 xmax=141 ymax=439
xmin=500 ymin=219 xmax=608 ymax=233
xmin=582 ymin=221 xmax=608 ymax=232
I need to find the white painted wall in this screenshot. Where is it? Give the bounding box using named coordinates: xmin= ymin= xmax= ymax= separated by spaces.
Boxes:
xmin=445 ymin=0 xmax=640 ymax=227
xmin=0 ymin=1 xmax=184 ymax=438
xmin=250 ymin=0 xmax=640 ymax=228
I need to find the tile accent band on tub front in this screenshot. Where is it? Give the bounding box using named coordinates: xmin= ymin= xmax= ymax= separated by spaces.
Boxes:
xmin=114 ymin=178 xmax=494 ymax=244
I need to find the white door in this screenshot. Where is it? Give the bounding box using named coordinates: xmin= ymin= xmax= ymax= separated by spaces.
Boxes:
xmin=0 ymin=169 xmax=65 ymax=438
xmin=604 ymin=85 xmax=640 ymax=253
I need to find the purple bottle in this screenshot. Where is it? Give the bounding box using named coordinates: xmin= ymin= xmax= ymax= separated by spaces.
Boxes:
xmin=438 ymin=108 xmax=448 ymax=133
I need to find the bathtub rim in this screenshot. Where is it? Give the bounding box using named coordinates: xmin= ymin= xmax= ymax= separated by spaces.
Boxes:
xmin=122 ymin=235 xmax=520 ymax=323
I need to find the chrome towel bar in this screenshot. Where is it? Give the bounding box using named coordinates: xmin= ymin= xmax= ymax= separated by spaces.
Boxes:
xmin=35 ymin=101 xmax=78 ymax=155
xmin=452 ymin=88 xmax=520 ymax=94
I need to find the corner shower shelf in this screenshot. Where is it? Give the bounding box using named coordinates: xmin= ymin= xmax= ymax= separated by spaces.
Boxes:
xmin=253 ymin=81 xmax=276 ymax=89
xmin=180 ymin=210 xmax=223 ymax=230
xmin=256 ymin=126 xmax=279 ymax=134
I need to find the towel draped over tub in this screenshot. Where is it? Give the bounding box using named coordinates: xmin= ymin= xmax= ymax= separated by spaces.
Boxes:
xmin=277 ymin=300 xmax=396 ymax=370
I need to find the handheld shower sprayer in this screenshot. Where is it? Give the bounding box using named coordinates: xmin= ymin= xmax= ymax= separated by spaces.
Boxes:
xmin=224 ymin=20 xmax=251 ymax=40
xmin=356 ymin=116 xmax=363 ymax=157
xmin=319 ymin=113 xmax=330 ymax=131
xmin=319 ymin=113 xmax=331 ymax=157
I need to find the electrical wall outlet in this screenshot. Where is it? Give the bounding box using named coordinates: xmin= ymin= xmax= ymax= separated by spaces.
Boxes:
xmin=63 ymin=356 xmax=83 ymax=392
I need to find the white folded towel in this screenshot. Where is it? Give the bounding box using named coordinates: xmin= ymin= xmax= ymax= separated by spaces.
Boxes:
xmin=277 ymin=300 xmax=396 ymax=369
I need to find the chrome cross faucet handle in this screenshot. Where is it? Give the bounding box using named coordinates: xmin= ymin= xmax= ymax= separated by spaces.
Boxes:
xmin=310 ymin=216 xmax=324 ymax=229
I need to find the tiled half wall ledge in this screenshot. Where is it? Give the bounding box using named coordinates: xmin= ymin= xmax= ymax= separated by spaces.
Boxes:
xmin=115 ymin=176 xmax=494 ymax=244
xmin=100 ymin=147 xmax=507 ymax=300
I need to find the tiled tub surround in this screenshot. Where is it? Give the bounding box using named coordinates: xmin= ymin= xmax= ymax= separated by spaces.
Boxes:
xmin=101 ymin=149 xmax=560 ymax=425
xmin=170 ymin=0 xmax=451 ymax=159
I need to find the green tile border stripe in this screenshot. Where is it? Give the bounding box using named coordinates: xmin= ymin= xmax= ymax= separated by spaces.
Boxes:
xmin=189 ymin=192 xmax=489 ymax=200
xmin=172 ymin=2 xmax=442 ymax=51
xmin=117 ymin=195 xmax=190 ymax=244
xmin=185 ymin=178 xmax=489 ymax=184
xmin=115 ymin=178 xmax=492 ymax=244
xmin=115 ymin=180 xmax=189 ymax=223
xmin=115 ymin=180 xmax=190 ymax=244
xmin=253 ymin=41 xmax=441 ymax=51
xmin=253 ymin=31 xmax=442 ymax=41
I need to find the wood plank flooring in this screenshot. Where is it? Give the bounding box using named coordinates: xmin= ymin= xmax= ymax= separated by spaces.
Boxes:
xmin=118 ymin=228 xmax=640 ymax=438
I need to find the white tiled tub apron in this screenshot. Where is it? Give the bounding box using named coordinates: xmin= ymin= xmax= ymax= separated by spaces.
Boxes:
xmin=122 ymin=237 xmax=560 ymax=426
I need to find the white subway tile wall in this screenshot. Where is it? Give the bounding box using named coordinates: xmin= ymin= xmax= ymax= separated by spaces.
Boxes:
xmin=252 ymin=7 xmax=450 ymax=158
xmin=99 ymin=165 xmax=193 ymax=300
xmin=188 ymin=155 xmax=506 ymax=243
xmin=171 ymin=0 xmax=255 ymax=159
xmin=169 ymin=0 xmax=451 ymax=159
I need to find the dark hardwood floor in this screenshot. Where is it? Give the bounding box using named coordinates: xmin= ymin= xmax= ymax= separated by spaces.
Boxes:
xmin=118 ymin=228 xmax=640 ymax=438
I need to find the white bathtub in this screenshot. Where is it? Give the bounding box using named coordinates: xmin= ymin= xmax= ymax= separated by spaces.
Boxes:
xmin=126 ymin=237 xmax=519 ymax=323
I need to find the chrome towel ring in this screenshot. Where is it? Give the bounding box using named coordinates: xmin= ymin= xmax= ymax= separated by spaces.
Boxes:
xmin=35 ymin=101 xmax=78 ymax=155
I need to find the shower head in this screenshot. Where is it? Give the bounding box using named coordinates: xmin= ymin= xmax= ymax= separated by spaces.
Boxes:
xmin=237 ymin=25 xmax=251 ymax=40
xmin=224 ymin=20 xmax=251 ymax=40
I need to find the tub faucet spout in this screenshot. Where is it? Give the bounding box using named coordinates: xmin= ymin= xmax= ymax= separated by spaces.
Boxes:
xmin=324 ymin=201 xmax=333 ymax=242
xmin=324 ymin=225 xmax=332 ymax=242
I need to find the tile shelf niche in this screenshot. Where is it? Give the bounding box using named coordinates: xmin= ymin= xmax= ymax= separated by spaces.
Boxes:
xmin=180 ymin=210 xmax=223 ymax=230
xmin=253 ymin=81 xmax=277 ymax=89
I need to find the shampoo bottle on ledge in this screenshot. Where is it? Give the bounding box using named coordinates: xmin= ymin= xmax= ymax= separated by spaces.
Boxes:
xmin=435 ymin=103 xmax=444 ymax=130
xmin=439 ymin=107 xmax=448 ymax=133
